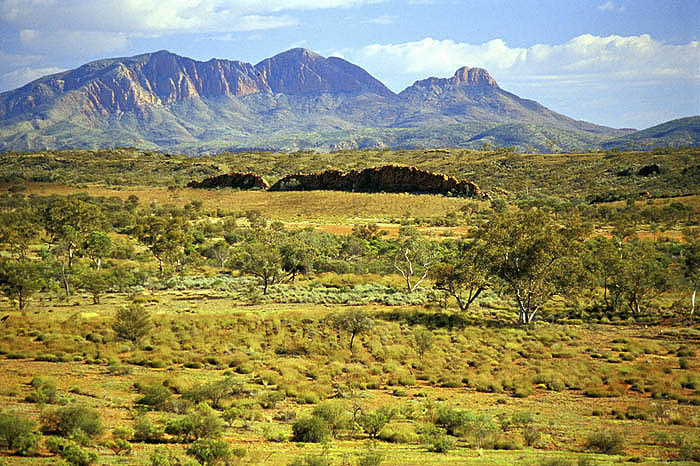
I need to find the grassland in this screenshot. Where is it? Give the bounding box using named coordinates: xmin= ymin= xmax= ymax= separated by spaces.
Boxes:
xmin=0 ymin=146 xmax=699 ymax=466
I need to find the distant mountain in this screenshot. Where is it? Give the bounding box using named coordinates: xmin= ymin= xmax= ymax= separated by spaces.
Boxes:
xmin=602 ymin=117 xmax=700 ymax=150
xmin=0 ymin=48 xmax=681 ymax=154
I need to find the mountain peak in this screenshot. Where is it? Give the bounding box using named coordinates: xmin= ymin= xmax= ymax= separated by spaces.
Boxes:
xmin=254 ymin=48 xmax=394 ymax=96
xmin=450 ymin=66 xmax=498 ymax=88
xmin=272 ymin=48 xmax=321 ymax=60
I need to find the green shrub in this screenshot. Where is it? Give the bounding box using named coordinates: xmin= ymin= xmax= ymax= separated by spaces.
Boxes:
xmin=378 ymin=423 xmax=420 ymax=444
xmin=183 ymin=377 xmax=244 ymax=409
xmin=493 ymin=436 xmax=522 ymax=450
xmin=222 ymin=407 xmax=241 ymax=427
xmin=421 ymin=426 xmax=456 ymax=453
xmin=585 ymin=430 xmax=625 ymax=455
xmin=40 ymin=404 xmax=103 ymax=439
xmin=186 ymin=438 xmax=232 ymax=465
xmin=104 ymin=438 xmax=132 ymax=456
xmin=312 ymin=401 xmax=351 ymax=438
xmin=291 ymin=417 xmax=330 ymax=443
xmin=0 ymin=411 xmax=39 ymax=456
xmin=149 ymin=447 xmax=199 ymax=466
xmin=262 ymin=425 xmax=288 ymax=442
xmin=46 ymin=436 xmax=98 ymax=466
xmin=112 ymin=303 xmax=152 ymax=344
xmin=357 ymin=451 xmax=385 ymax=466
xmin=523 ymin=426 xmax=541 ymax=447
xmin=435 ymin=406 xmax=472 ymax=436
xmin=133 ymin=416 xmax=165 ymax=443
xmin=289 ymin=454 xmax=332 ymax=466
xmin=135 ymin=382 xmax=173 ymax=408
xmin=260 ymin=390 xmax=285 ymax=409
xmin=164 ymin=405 xmax=223 ymax=442
xmin=25 ymin=376 xmax=58 ymax=404
xmin=358 ymin=409 xmax=392 ymax=439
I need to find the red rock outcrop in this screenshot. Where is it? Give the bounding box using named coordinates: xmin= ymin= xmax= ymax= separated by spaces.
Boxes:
xmin=187 ymin=172 xmax=269 ymax=190
xmin=269 ymin=165 xmax=486 ymax=198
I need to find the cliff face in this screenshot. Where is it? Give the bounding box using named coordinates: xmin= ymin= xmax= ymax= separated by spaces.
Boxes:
xmin=254 ymin=48 xmax=395 ymax=97
xmin=0 ymin=51 xmax=273 ymax=118
xmin=187 ymin=172 xmax=269 ymax=190
xmin=269 ymin=165 xmax=487 ymax=198
xmin=0 ymin=48 xmax=632 ymax=153
xmin=0 ymin=49 xmax=396 ymax=119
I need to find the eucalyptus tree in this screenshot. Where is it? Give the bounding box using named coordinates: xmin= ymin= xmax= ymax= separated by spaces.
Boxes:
xmin=432 ymin=238 xmax=490 ymax=312
xmin=0 ymin=259 xmax=45 ymax=310
xmin=478 ymin=209 xmax=588 ymax=325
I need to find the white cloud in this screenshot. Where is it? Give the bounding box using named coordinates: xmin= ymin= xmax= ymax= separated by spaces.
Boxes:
xmin=598 ymin=1 xmax=624 ymax=12
xmin=348 ymin=34 xmax=700 ymax=90
xmin=19 ymin=29 xmax=130 ymax=55
xmin=1 ymin=65 xmax=65 ymax=90
xmin=366 ymin=14 xmax=395 ymax=24
xmin=0 ymin=0 xmax=381 ymax=34
xmin=341 ymin=34 xmax=699 ymax=128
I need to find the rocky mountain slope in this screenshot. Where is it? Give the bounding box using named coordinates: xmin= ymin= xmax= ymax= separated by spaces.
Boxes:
xmin=0 ymin=48 xmax=663 ymax=154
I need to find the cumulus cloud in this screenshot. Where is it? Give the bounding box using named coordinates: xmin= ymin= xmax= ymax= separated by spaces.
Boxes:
xmin=0 ymin=0 xmax=380 ymax=33
xmin=1 ymin=65 xmax=65 ymax=90
xmin=0 ymin=0 xmax=382 ymax=58
xmin=348 ymin=34 xmax=699 ymax=90
xmin=341 ymin=34 xmax=699 ymax=128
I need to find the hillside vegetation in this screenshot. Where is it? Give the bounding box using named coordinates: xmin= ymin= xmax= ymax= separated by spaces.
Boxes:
xmin=1 ymin=145 xmax=698 ymax=202
xmin=0 ymin=145 xmax=699 ymax=466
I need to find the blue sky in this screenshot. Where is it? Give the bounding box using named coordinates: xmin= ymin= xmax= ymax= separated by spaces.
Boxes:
xmin=0 ymin=0 xmax=698 ymax=129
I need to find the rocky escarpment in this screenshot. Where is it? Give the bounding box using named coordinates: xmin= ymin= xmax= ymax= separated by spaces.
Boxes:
xmin=269 ymin=165 xmax=486 ymax=198
xmin=187 ymin=172 xmax=269 ymax=190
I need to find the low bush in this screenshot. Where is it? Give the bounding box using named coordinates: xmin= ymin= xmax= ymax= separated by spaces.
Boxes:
xmin=421 ymin=426 xmax=456 ymax=453
xmin=0 ymin=411 xmax=39 ymax=456
xmin=378 ymin=423 xmax=420 ymax=444
xmin=46 ymin=436 xmax=98 ymax=466
xmin=357 ymin=451 xmax=385 ymax=466
xmin=25 ymin=376 xmax=58 ymax=404
xmin=523 ymin=426 xmax=541 ymax=447
xmin=104 ymin=438 xmax=132 ymax=456
xmin=112 ymin=303 xmax=152 ymax=344
xmin=262 ymin=425 xmax=288 ymax=442
xmin=40 ymin=403 xmax=103 ymax=439
xmin=186 ymin=438 xmax=233 ymax=465
xmin=288 ymin=454 xmax=332 ymax=466
xmin=291 ymin=417 xmax=330 ymax=443
xmin=585 ymin=430 xmax=625 ymax=455
xmin=133 ymin=416 xmax=165 ymax=443
xmin=312 ymin=401 xmax=351 ymax=438
xmin=135 ymin=382 xmax=173 ymax=408
xmin=164 ymin=404 xmax=223 ymax=442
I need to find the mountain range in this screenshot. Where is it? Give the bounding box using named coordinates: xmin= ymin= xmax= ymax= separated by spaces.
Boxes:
xmin=0 ymin=48 xmax=697 ymax=154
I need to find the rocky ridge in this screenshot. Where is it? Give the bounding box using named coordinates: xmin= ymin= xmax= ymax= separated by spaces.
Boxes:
xmin=0 ymin=48 xmax=636 ymax=153
xmin=186 ymin=172 xmax=269 ymax=190
xmin=268 ymin=165 xmax=487 ymax=198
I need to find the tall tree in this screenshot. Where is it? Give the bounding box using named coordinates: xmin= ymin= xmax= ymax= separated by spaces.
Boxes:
xmin=39 ymin=197 xmax=105 ymax=294
xmin=610 ymin=239 xmax=670 ymax=315
xmin=478 ymin=209 xmax=588 ymax=325
xmin=330 ymin=309 xmax=375 ymax=350
xmin=237 ymin=239 xmax=284 ymax=295
xmin=0 ymin=259 xmax=45 ymax=310
xmin=84 ymin=231 xmax=113 ymax=270
xmin=682 ymin=230 xmax=700 ymax=317
xmin=393 ymin=233 xmax=434 ymax=293
xmin=0 ymin=209 xmax=39 ymax=258
xmin=134 ymin=215 xmax=191 ymax=276
xmin=432 ymin=239 xmax=489 ymax=312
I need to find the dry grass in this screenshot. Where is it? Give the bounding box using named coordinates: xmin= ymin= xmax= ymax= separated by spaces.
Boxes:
xmin=13 ymin=183 xmax=483 ymax=222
